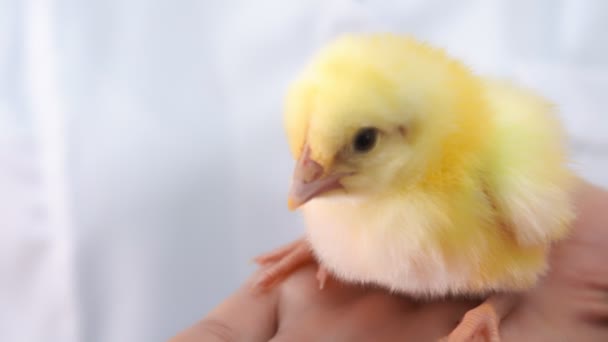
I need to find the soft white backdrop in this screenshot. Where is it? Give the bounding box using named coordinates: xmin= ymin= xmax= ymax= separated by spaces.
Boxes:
xmin=1 ymin=1 xmax=607 ymax=341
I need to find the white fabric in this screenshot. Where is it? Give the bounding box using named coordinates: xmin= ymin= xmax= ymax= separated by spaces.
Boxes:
xmin=1 ymin=0 xmax=607 ymax=341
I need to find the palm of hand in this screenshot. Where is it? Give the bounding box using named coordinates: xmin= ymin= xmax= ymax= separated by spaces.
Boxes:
xmin=274 ymin=181 xmax=608 ymax=341
xmin=172 ymin=181 xmax=608 ymax=342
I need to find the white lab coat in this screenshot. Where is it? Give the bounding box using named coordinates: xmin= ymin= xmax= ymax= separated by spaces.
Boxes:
xmin=1 ymin=1 xmax=607 ymax=341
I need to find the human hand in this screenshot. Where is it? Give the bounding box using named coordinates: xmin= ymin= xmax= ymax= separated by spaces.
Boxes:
xmin=171 ymin=180 xmax=608 ymax=341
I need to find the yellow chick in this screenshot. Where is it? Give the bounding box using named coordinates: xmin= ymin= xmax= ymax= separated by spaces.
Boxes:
xmin=254 ymin=33 xmax=575 ymax=341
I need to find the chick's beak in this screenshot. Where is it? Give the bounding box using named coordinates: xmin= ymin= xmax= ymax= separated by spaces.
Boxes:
xmin=288 ymin=147 xmax=344 ymax=210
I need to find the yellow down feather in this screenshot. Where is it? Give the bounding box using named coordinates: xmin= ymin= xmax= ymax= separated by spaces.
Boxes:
xmin=284 ymin=33 xmax=575 ymax=296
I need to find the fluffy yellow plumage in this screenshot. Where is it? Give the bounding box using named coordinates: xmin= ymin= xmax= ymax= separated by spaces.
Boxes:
xmin=255 ymin=33 xmax=575 ymax=340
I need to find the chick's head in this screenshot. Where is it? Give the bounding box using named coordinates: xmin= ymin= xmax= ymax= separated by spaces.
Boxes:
xmin=285 ymin=34 xmax=490 ymax=209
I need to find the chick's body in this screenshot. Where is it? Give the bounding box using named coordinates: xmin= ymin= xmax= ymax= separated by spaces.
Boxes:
xmin=303 ymin=79 xmax=572 ymax=297
xmin=285 ymin=34 xmax=574 ymax=298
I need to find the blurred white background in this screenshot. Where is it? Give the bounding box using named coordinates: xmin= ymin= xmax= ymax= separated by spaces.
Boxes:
xmin=0 ymin=0 xmax=607 ymax=341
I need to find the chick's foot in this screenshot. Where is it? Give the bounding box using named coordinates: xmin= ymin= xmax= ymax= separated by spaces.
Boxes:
xmin=252 ymin=238 xmax=325 ymax=292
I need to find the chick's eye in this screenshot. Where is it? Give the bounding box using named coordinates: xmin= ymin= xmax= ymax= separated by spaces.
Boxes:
xmin=353 ymin=128 xmax=378 ymax=152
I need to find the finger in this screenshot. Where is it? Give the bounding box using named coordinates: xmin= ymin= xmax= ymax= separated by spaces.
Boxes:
xmin=170 ymin=271 xmax=279 ymax=342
